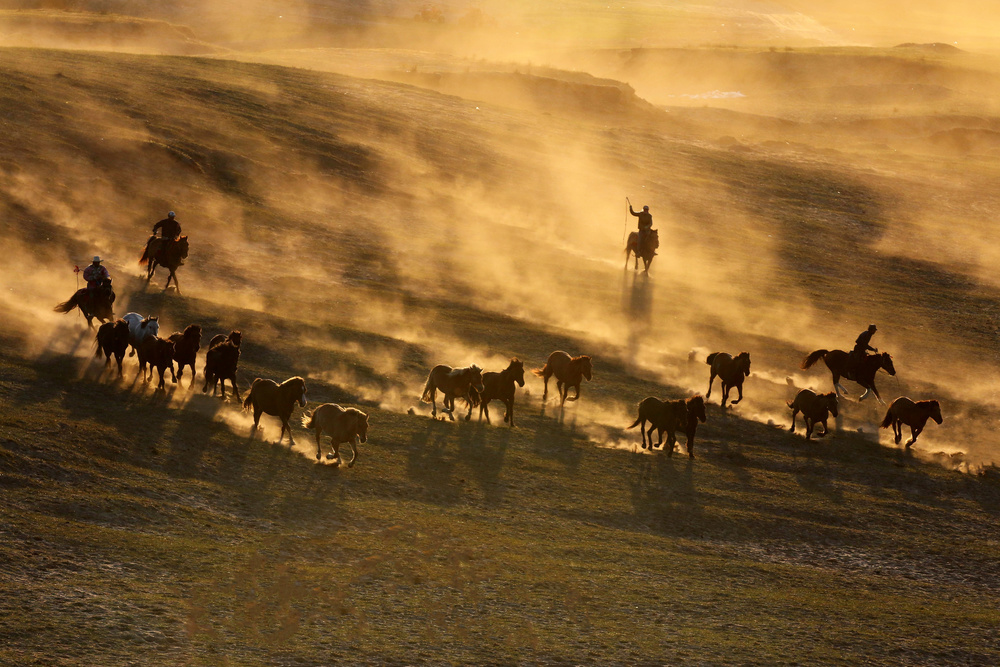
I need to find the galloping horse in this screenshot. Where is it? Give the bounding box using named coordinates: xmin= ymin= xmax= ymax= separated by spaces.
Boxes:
xmin=304 ymin=403 xmax=369 ymax=466
xmin=625 ymin=228 xmax=659 ymax=273
xmin=243 ymin=376 xmax=308 ymax=445
xmin=122 ymin=312 xmax=159 ymax=358
xmin=533 ymin=351 xmax=593 ymax=407
xmin=880 ymin=397 xmax=942 ymax=448
xmin=421 ymin=364 xmax=485 ymax=421
xmin=627 ymin=395 xmax=707 ymax=458
xmin=54 ymin=282 xmax=115 ymax=328
xmin=167 ymin=324 xmax=202 ymax=388
xmin=705 ymin=351 xmax=751 ymax=408
xmin=788 ymin=389 xmax=839 ymax=440
xmin=95 ymin=319 xmax=130 ymax=378
xmin=801 ymin=349 xmax=896 ymax=404
xmin=139 ymin=235 xmax=189 ymax=293
xmin=475 ymin=358 xmax=526 ymax=427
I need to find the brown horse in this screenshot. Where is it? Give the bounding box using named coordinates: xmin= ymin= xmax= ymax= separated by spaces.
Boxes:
xmin=801 ymin=349 xmax=896 ymax=404
xmin=421 ymin=364 xmax=485 ymax=421
xmin=474 ymin=358 xmax=526 ymax=427
xmin=788 ymin=389 xmax=839 ymax=440
xmin=137 ymin=335 xmax=176 ymax=389
xmin=304 ymin=403 xmax=369 ymax=466
xmin=203 ymin=337 xmax=242 ymax=401
xmin=880 ymin=397 xmax=942 ymax=448
xmin=94 ymin=318 xmax=130 ymax=378
xmin=208 ymin=330 xmax=241 ymax=351
xmin=243 ymin=376 xmax=308 ymax=445
xmin=139 ymin=235 xmax=189 ymax=293
xmin=705 ymin=351 xmax=751 ymax=408
xmin=533 ymin=351 xmax=593 ymax=407
xmin=167 ymin=324 xmax=202 ymax=388
xmin=54 ymin=283 xmax=115 ymax=328
xmin=628 ymin=395 xmax=707 ymax=458
xmin=625 ymin=229 xmax=659 ymax=273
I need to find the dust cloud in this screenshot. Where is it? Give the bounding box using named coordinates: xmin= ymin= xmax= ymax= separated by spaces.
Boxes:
xmin=0 ymin=2 xmax=998 ymax=468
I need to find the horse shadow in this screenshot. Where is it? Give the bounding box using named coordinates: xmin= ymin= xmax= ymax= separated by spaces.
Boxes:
xmin=627 ymin=453 xmax=704 ymax=537
xmin=405 ymin=419 xmax=462 ymax=506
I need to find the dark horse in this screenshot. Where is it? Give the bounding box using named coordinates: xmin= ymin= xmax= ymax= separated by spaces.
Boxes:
xmin=54 ymin=280 xmax=115 ymax=328
xmin=533 ymin=351 xmax=593 ymax=407
xmin=705 ymin=351 xmax=751 ymax=408
xmin=167 ymin=324 xmax=202 ymax=388
xmin=801 ymin=349 xmax=896 ymax=405
xmin=94 ymin=318 xmax=130 ymax=378
xmin=474 ymin=358 xmax=526 ymax=427
xmin=421 ymin=364 xmax=485 ymax=421
xmin=139 ymin=235 xmax=189 ymax=293
xmin=243 ymin=376 xmax=308 ymax=445
xmin=625 ymin=229 xmax=659 ymax=273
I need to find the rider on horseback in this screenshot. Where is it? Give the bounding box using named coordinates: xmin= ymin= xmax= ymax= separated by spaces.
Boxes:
xmin=83 ymin=256 xmax=115 ymax=303
xmin=629 ymin=204 xmax=656 ymax=256
xmin=147 ymin=211 xmax=182 ymax=265
xmin=849 ymin=324 xmax=878 ymax=372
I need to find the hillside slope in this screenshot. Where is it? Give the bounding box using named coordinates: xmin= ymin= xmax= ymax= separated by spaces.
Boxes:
xmin=1 ymin=47 xmax=1000 ymax=663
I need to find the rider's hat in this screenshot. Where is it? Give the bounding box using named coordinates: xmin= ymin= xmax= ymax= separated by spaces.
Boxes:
xmin=93 ymin=256 xmax=101 ymax=263
xmin=167 ymin=211 xmax=175 ymax=218
xmin=643 ymin=205 xmax=649 ymax=211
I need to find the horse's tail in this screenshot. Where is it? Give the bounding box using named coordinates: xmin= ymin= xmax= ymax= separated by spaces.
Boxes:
xmin=302 ymin=410 xmax=315 ymax=429
xmin=53 ymin=294 xmax=78 ymax=313
xmin=242 ymin=383 xmax=258 ymax=411
xmin=879 ymin=407 xmax=894 ymax=429
xmin=706 ymin=352 xmax=719 ymax=366
xmin=626 ymin=415 xmax=642 ymax=429
xmin=138 ymin=235 xmax=154 ymax=266
xmin=531 ymin=364 xmax=548 ymax=379
xmin=465 ymin=387 xmax=482 ymax=409
xmin=801 ymin=349 xmax=828 ymax=370
xmin=94 ymin=331 xmax=103 ymax=357
xmin=420 ymin=375 xmax=435 ymax=403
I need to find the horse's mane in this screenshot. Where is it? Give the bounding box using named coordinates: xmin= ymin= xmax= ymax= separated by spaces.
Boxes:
xmin=572 ymin=355 xmax=591 ymax=363
xmin=447 ymin=364 xmax=481 ymax=378
xmin=183 ymin=324 xmax=201 ymax=337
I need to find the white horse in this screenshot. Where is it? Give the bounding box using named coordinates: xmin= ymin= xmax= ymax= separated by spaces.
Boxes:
xmin=122 ymin=312 xmax=160 ymax=358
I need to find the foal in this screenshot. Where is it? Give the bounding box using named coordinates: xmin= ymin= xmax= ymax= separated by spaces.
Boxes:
xmin=476 ymin=358 xmax=526 ymax=427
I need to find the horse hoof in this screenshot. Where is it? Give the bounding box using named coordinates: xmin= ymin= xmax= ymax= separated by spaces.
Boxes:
xmin=326 ymin=453 xmax=336 ymax=460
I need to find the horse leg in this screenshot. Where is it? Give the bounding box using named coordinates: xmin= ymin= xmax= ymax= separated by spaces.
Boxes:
xmin=445 ymin=396 xmax=456 ymax=421
xmin=506 ymin=398 xmax=514 ymax=427
xmin=347 ymin=436 xmax=358 ymax=468
xmin=731 ymin=382 xmax=744 ymax=405
xmin=789 ymin=409 xmax=798 ymax=433
xmin=464 ymin=398 xmax=473 ymax=422
xmin=541 ymin=374 xmax=549 ymax=402
xmin=706 ymin=372 xmax=716 ymax=399
xmin=721 ymin=384 xmax=731 ymax=408
xmin=685 ymin=432 xmax=695 ymax=459
xmin=805 ymin=419 xmax=814 ymax=440
xmin=665 ymin=428 xmax=675 ymax=457
xmin=315 ymin=430 xmax=324 ymax=461
xmin=231 ymin=377 xmax=243 ymax=403
xmin=569 ymin=384 xmax=581 ymax=401
xmin=816 ymin=419 xmax=828 ymax=438
xmin=479 ymin=400 xmax=488 ymax=423
xmin=893 ymin=420 xmax=903 ymax=445
xmin=871 ymin=384 xmax=885 ymax=406
xmin=906 ymin=425 xmax=921 ymax=448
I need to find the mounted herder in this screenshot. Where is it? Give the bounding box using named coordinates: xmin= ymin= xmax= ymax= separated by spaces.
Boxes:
xmin=140 ymin=211 xmax=189 ymax=292
xmin=53 ymin=256 xmax=116 ymax=327
xmin=624 ymin=199 xmax=659 ymax=273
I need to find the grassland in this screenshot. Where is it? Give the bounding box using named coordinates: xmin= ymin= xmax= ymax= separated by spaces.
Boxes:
xmin=1 ymin=29 xmax=1000 ymax=666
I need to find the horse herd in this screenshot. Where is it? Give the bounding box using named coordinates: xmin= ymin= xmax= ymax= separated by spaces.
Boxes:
xmin=88 ymin=309 xmax=941 ymax=465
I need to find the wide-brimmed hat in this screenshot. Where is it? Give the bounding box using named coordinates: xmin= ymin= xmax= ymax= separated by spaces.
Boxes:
xmin=93 ymin=256 xmax=102 ymax=263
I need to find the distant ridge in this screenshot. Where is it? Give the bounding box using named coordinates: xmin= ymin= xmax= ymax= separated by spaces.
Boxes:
xmin=894 ymin=42 xmax=964 ymax=53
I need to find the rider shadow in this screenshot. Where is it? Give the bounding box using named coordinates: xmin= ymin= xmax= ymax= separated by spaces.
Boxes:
xmin=405 ymin=420 xmax=462 ymax=506
xmin=621 ymin=271 xmax=654 ymax=364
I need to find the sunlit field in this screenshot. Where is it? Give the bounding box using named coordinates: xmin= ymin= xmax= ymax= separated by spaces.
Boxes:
xmin=1 ymin=2 xmax=999 ymax=664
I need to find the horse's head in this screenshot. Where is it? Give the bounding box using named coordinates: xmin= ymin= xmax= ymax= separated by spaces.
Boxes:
xmin=649 ymin=229 xmax=659 ymax=250
xmin=229 ymin=330 xmax=242 ymax=347
xmin=823 ymin=392 xmax=839 ymax=418
xmin=881 ymin=352 xmax=896 ymax=376
xmin=178 ymin=236 xmax=190 ymax=258
xmin=468 ymin=364 xmax=485 ymax=393
xmin=142 ymin=316 xmax=160 ymax=337
xmin=509 ymin=358 xmax=525 ymax=387
xmin=928 ymin=400 xmax=943 ymax=425
xmin=292 ymin=377 xmax=308 ymax=407
xmin=579 ymin=356 xmax=593 ymax=381
xmin=355 ymin=410 xmax=369 ymax=443
xmin=184 ymin=324 xmax=202 ymax=342
xmin=738 ymin=352 xmax=752 ymax=376
xmin=688 ymin=395 xmax=707 ymax=423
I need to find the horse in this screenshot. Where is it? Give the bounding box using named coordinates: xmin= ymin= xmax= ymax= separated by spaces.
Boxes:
xmin=209 ymin=330 xmax=241 ymax=351
xmin=420 ymin=364 xmax=485 ymax=421
xmin=203 ymin=337 xmax=241 ymax=401
xmin=625 ymin=228 xmax=659 ymax=273
xmin=532 ymin=351 xmax=593 ymax=407
xmin=627 ymin=395 xmax=707 ymax=458
xmin=788 ymin=389 xmax=839 ymax=440
xmin=474 ymin=358 xmax=526 ymax=427
xmin=242 ymin=376 xmax=308 ymax=445
xmin=880 ymin=397 xmax=942 ymax=448
xmin=54 ymin=282 xmax=115 ymax=328
xmin=801 ymin=349 xmax=896 ymax=404
xmin=139 ymin=235 xmax=189 ymax=293
xmin=705 ymin=351 xmax=751 ymax=408
xmin=167 ymin=324 xmax=202 ymax=388
xmin=122 ymin=313 xmax=159 ymax=358
xmin=303 ymin=403 xmax=369 ymax=466
xmin=94 ymin=319 xmax=130 ymax=378
xmin=137 ymin=335 xmax=176 ymax=388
